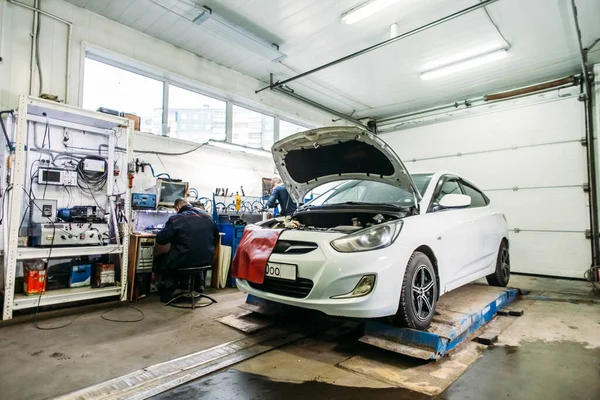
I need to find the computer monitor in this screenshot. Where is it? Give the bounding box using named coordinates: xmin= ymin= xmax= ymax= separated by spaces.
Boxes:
xmin=157 ymin=179 xmax=189 ymax=207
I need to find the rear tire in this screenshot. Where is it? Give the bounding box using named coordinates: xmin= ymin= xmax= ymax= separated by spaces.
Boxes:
xmin=486 ymin=241 xmax=510 ymax=287
xmin=392 ymin=252 xmax=438 ymax=330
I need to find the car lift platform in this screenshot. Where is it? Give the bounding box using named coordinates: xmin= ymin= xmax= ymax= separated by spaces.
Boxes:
xmin=359 ymin=284 xmax=519 ymax=360
xmin=240 ymin=284 xmax=519 ymax=361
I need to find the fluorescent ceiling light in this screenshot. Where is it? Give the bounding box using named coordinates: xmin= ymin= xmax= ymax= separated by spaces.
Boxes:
xmin=341 ymin=0 xmax=398 ymax=25
xmin=208 ymin=140 xmax=272 ymax=158
xmin=422 ymin=43 xmax=506 ymax=71
xmin=420 ymin=49 xmax=508 ymax=80
xmin=193 ymin=6 xmax=286 ymax=62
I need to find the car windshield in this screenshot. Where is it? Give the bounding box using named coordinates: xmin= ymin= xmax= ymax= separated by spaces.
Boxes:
xmin=306 ymin=173 xmax=433 ymax=207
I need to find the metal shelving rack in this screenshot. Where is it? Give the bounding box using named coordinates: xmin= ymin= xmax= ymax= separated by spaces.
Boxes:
xmin=1 ymin=95 xmax=134 ymax=320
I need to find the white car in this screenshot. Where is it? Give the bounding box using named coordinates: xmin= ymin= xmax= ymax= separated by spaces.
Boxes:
xmin=236 ymin=126 xmax=510 ymax=330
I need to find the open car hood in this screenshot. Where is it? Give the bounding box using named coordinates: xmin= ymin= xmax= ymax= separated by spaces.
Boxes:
xmin=271 ymin=126 xmax=421 ymax=204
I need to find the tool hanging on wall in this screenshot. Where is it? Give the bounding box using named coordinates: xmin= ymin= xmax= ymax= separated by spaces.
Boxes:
xmin=128 ymin=161 xmax=136 ymax=189
xmin=235 ymin=192 xmax=242 ymax=211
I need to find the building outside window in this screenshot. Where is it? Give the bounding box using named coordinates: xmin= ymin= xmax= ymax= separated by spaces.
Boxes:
xmin=167 ymin=85 xmax=226 ymax=143
xmin=232 ymin=106 xmax=274 ymax=150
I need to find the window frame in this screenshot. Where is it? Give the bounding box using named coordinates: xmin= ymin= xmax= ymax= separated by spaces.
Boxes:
xmin=459 ymin=179 xmax=490 ymax=208
xmin=428 ymin=174 xmax=463 ymax=213
xmin=81 ymin=48 xmax=316 ymax=148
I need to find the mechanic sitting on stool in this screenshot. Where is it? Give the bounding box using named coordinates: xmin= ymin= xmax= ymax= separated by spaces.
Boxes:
xmin=154 ymin=198 xmax=219 ymax=302
xmin=265 ymin=176 xmax=297 ymax=217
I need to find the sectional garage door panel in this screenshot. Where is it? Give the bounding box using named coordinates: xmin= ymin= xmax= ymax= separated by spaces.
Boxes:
xmin=509 ymin=231 xmax=590 ymax=278
xmin=383 ymin=97 xmax=591 ymax=278
xmin=406 ymin=142 xmax=588 ymax=190
xmin=384 ymin=98 xmax=586 ymax=159
xmin=486 ymin=188 xmax=589 ymax=232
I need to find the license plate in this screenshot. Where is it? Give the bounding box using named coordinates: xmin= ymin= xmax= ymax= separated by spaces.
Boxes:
xmin=265 ymin=263 xmax=297 ymax=281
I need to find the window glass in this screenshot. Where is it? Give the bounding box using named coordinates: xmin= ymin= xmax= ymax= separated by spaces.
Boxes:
xmin=306 ymin=174 xmax=433 ymax=208
xmin=83 ymin=58 xmax=163 ymax=134
xmin=168 ymin=85 xmax=226 ymax=143
xmin=302 ymin=174 xmax=431 ymax=208
xmin=434 ymin=179 xmax=462 ymax=204
xmin=232 ymin=106 xmax=274 ymax=150
xmin=462 ymin=182 xmax=488 ymax=208
xmin=279 ymin=120 xmax=308 ymax=140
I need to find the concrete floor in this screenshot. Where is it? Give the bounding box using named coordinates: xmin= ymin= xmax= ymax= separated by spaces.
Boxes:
xmin=0 ymin=289 xmax=246 ymax=400
xmin=1 ymin=275 xmax=599 ymax=400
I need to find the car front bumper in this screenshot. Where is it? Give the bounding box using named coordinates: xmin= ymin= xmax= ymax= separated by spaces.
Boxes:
xmin=235 ymin=229 xmax=413 ymax=319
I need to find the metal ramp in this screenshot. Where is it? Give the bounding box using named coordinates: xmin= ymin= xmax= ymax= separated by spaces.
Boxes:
xmin=228 ymin=284 xmax=519 ymax=361
xmin=359 ymin=284 xmax=519 ymax=360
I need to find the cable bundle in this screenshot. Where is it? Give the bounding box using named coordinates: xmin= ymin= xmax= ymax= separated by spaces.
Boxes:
xmin=77 ymin=155 xmax=108 ymax=194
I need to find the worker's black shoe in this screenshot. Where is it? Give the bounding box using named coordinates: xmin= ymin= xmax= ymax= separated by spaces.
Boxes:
xmin=158 ymin=279 xmax=178 ymax=303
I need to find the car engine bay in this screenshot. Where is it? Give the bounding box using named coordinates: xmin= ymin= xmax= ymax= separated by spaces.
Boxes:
xmin=259 ymin=209 xmax=405 ymax=233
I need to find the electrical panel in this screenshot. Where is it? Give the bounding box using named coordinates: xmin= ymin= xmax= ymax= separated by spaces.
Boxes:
xmin=29 ymin=199 xmax=57 ymax=224
xmin=37 ymin=167 xmax=77 ymax=186
xmin=83 ymin=159 xmax=105 ymax=173
xmin=29 ymin=223 xmax=110 ymax=247
xmin=132 ymin=193 xmax=157 ymax=210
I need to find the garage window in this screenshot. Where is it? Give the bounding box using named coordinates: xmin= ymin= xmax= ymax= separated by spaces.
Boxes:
xmin=232 ymin=106 xmax=275 ymax=150
xmin=82 ymin=54 xmax=319 ymax=151
xmin=279 ymin=120 xmax=308 ymax=140
xmin=461 ymin=182 xmax=489 ymax=208
xmin=83 ymin=58 xmax=164 ymax=135
xmin=168 ymin=85 xmax=226 ymax=143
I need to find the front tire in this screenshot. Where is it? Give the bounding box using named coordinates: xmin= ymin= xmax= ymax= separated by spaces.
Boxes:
xmin=392 ymin=252 xmax=438 ymax=330
xmin=486 ymin=241 xmax=510 ymax=287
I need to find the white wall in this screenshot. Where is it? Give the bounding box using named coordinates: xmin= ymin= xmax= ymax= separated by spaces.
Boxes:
xmin=132 ymin=132 xmax=275 ymax=199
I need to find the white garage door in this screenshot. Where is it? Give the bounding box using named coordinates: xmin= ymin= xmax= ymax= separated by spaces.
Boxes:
xmin=382 ymin=97 xmax=591 ymax=279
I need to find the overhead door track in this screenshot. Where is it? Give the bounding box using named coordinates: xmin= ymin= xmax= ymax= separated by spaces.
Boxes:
xmin=256 ymin=0 xmax=501 ymax=94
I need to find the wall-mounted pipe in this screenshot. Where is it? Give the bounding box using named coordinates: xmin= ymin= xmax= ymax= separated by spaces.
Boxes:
xmin=483 ymin=76 xmax=578 ymax=102
xmin=0 ymin=0 xmax=5 ymax=62
xmin=9 ymin=0 xmax=73 ymax=103
xmin=569 ymin=0 xmax=598 ymax=276
xmin=256 ymin=0 xmax=500 ymax=93
xmin=377 ymin=75 xmax=580 ymax=128
xmin=28 ymin=0 xmax=39 ymax=97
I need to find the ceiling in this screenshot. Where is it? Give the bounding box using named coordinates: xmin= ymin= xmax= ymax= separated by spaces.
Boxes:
xmin=64 ymin=0 xmax=600 ymax=121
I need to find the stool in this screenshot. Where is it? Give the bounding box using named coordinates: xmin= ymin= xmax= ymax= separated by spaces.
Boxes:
xmin=165 ymin=266 xmax=218 ymax=309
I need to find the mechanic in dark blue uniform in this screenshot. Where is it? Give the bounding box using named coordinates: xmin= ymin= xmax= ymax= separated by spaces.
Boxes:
xmin=154 ymin=198 xmax=219 ymax=301
xmin=265 ymin=176 xmax=297 ymax=216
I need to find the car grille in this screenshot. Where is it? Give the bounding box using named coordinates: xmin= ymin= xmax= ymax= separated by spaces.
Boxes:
xmin=272 ymin=240 xmax=318 ymax=255
xmin=248 ymin=277 xmax=314 ymax=299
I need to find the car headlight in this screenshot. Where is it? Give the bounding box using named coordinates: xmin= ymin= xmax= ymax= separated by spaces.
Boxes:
xmin=330 ymin=221 xmax=403 ymax=252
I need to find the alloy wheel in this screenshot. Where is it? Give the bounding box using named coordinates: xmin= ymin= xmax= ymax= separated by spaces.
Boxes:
xmin=412 ymin=264 xmax=435 ymax=321
xmin=501 ymin=248 xmax=510 ymax=281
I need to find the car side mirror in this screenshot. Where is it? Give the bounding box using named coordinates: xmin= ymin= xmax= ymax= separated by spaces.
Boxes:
xmin=439 ymin=194 xmax=471 ymax=209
